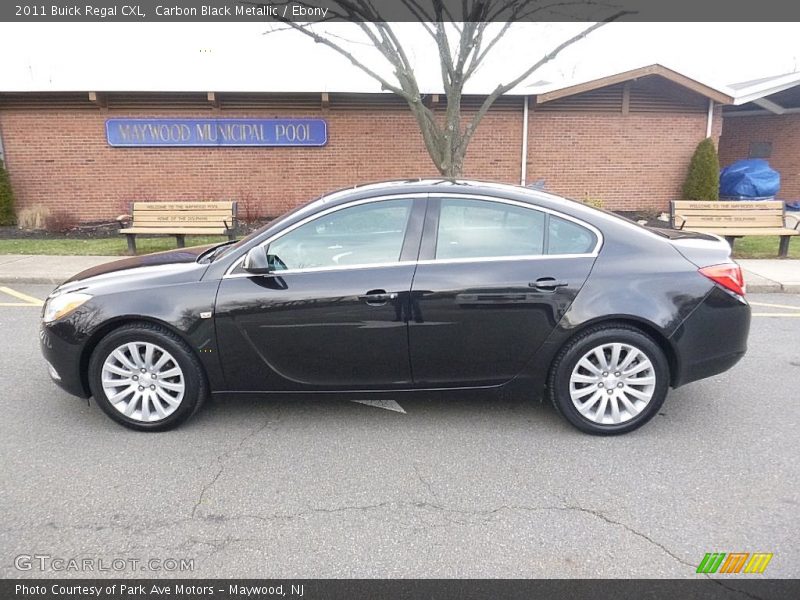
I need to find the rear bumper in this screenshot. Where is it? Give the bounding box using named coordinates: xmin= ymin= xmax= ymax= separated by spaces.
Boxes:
xmin=669 ymin=286 xmax=751 ymax=387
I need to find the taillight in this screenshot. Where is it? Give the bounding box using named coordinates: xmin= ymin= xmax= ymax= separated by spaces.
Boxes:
xmin=699 ymin=263 xmax=746 ymax=296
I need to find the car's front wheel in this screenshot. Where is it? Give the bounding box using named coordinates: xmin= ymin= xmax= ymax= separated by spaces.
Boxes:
xmin=548 ymin=325 xmax=669 ymax=435
xmin=88 ymin=323 xmax=207 ymax=431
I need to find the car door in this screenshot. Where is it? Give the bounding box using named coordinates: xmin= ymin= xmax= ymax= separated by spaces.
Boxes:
xmin=214 ymin=197 xmax=425 ymax=391
xmin=408 ymin=196 xmax=600 ymax=387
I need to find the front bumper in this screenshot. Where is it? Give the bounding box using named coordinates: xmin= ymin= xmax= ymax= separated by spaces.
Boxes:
xmin=40 ymin=322 xmax=90 ymax=398
xmin=669 ymin=286 xmax=751 ymax=388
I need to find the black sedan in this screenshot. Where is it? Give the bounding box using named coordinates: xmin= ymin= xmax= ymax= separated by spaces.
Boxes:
xmin=40 ymin=180 xmax=750 ymax=435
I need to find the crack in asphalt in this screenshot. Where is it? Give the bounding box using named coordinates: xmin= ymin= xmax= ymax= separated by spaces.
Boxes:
xmin=551 ymin=504 xmax=696 ymax=570
xmin=4 ymin=497 xmax=728 ymax=577
xmin=190 ymin=417 xmax=277 ymax=519
xmin=413 ymin=465 xmax=438 ymax=499
xmin=192 ymin=500 xmax=697 ymax=574
xmin=190 ymin=465 xmax=226 ymax=519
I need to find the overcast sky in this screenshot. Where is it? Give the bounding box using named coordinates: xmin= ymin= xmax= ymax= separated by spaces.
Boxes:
xmin=1 ymin=22 xmax=798 ymax=93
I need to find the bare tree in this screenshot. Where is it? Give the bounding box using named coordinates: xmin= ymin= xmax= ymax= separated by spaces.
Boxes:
xmin=261 ymin=1 xmax=630 ymax=177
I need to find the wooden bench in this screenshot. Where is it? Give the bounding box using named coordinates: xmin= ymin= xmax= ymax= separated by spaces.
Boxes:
xmin=119 ymin=201 xmax=237 ymax=254
xmin=671 ymin=200 xmax=799 ymax=257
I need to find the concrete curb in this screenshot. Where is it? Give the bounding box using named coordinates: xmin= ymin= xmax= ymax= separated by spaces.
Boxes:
xmin=743 ymin=271 xmax=784 ymax=294
xmin=0 ymin=276 xmax=66 ymax=285
xmin=746 ymin=283 xmax=798 ymax=294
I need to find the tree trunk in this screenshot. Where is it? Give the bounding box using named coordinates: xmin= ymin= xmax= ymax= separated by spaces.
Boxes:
xmin=440 ymin=156 xmax=464 ymax=178
xmin=409 ymin=97 xmax=466 ymax=178
xmin=448 ymin=144 xmax=466 ymax=178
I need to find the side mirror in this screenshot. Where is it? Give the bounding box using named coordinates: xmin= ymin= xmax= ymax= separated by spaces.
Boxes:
xmin=242 ymin=247 xmax=272 ymax=274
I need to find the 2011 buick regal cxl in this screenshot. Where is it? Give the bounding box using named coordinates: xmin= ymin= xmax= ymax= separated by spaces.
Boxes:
xmin=40 ymin=180 xmax=750 ymax=435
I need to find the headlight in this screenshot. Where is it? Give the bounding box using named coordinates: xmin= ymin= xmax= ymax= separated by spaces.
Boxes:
xmin=43 ymin=292 xmax=93 ymax=323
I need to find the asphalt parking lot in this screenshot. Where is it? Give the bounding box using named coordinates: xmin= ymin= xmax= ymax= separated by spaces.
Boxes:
xmin=0 ymin=284 xmax=798 ymax=579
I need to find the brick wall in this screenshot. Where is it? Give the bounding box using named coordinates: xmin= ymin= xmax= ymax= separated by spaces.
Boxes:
xmin=0 ymin=104 xmax=523 ymax=223
xmin=0 ymin=96 xmax=718 ymax=222
xmin=719 ymin=114 xmax=800 ymax=199
xmin=526 ymin=110 xmax=722 ymax=211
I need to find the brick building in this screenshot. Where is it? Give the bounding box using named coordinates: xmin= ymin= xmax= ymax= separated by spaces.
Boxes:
xmin=719 ymin=72 xmax=800 ymax=200
xmin=0 ymin=64 xmax=732 ymax=223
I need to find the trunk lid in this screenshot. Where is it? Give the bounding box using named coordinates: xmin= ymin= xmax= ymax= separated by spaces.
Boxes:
xmin=646 ymin=226 xmax=734 ymax=268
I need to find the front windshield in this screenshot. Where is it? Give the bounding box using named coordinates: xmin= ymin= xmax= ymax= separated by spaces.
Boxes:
xmin=209 ymin=208 xmax=293 ymax=261
xmin=209 ymin=227 xmax=266 ymax=261
xmin=211 ymin=193 xmax=339 ymax=260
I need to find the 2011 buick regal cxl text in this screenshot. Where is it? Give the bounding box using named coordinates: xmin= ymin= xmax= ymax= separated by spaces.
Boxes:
xmin=39 ymin=180 xmax=750 ymax=435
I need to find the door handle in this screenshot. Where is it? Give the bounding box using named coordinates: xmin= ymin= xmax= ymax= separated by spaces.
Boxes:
xmin=358 ymin=289 xmax=398 ymax=306
xmin=530 ymin=277 xmax=569 ymax=291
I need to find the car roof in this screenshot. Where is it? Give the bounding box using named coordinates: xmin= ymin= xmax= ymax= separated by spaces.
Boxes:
xmin=306 ymin=178 xmax=567 ymax=209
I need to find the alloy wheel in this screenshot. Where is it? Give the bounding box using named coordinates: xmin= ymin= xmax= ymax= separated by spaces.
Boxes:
xmin=568 ymin=342 xmax=656 ymax=425
xmin=100 ymin=341 xmax=185 ymax=422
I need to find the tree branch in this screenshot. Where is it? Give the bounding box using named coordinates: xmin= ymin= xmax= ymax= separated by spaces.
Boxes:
xmin=461 ymin=12 xmax=631 ymax=152
xmin=271 ymin=20 xmax=413 ymax=99
xmin=399 ymin=0 xmax=435 ymax=26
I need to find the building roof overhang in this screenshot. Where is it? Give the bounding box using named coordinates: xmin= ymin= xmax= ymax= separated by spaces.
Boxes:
xmin=530 ymin=64 xmax=734 ymax=105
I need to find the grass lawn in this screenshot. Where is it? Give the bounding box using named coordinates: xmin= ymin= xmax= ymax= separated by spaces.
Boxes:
xmin=732 ymin=235 xmax=800 ymax=259
xmin=0 ymin=235 xmax=230 ymax=256
xmin=0 ymin=234 xmax=796 ymax=259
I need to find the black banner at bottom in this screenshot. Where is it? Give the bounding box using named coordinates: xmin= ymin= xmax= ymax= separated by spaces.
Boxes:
xmin=3 ymin=579 xmax=800 ymax=600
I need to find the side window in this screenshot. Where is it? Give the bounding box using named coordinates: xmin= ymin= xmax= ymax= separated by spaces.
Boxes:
xmin=547 ymin=215 xmax=597 ymax=255
xmin=267 ymin=199 xmax=412 ymax=270
xmin=436 ymin=198 xmax=545 ymax=259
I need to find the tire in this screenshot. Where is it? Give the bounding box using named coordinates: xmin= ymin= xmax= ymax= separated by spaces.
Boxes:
xmin=548 ymin=324 xmax=669 ymax=435
xmin=88 ymin=322 xmax=208 ymax=431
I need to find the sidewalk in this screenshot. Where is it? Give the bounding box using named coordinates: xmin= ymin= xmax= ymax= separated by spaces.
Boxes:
xmin=0 ymin=254 xmax=797 ymax=292
xmin=0 ymin=254 xmax=118 ymax=285
xmin=737 ymin=260 xmax=800 ymax=293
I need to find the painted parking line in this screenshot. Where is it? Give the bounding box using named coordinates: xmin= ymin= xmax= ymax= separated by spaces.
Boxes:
xmin=750 ymin=301 xmax=800 ymax=310
xmin=750 ymin=300 xmax=800 ymax=318
xmin=0 ymin=286 xmax=44 ymax=307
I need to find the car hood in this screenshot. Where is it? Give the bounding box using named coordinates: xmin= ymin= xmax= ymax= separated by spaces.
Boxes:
xmin=59 ymin=245 xmax=215 ymax=291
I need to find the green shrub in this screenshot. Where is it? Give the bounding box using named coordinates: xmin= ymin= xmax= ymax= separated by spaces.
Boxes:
xmin=682 ymin=138 xmax=720 ymax=200
xmin=0 ymin=163 xmax=16 ymax=225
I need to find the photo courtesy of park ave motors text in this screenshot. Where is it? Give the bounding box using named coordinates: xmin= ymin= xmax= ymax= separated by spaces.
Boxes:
xmin=1 ymin=0 xmax=799 ymax=594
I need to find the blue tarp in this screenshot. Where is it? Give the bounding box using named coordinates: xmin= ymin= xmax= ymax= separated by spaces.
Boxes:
xmin=720 ymin=159 xmax=781 ymax=199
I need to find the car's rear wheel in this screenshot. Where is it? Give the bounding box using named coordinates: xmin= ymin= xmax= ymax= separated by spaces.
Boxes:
xmin=88 ymin=323 xmax=207 ymax=431
xmin=548 ymin=325 xmax=669 ymax=435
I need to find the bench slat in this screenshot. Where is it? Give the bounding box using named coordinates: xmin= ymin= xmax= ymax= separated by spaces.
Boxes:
xmin=122 ymin=221 xmax=226 ymax=229
xmin=132 ymin=216 xmax=233 ymax=225
xmin=120 ymin=227 xmax=229 ymax=235
xmin=675 ymin=209 xmax=784 ymax=216
xmin=672 ymin=200 xmax=783 ymax=210
xmin=677 ymin=215 xmax=784 ymax=226
xmin=131 ymin=202 xmax=235 ymax=211
xmin=133 ymin=209 xmax=234 ymax=216
xmin=681 ymin=226 xmax=799 ymax=236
